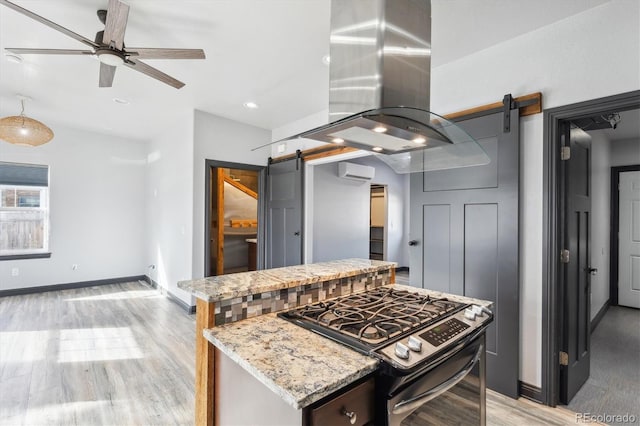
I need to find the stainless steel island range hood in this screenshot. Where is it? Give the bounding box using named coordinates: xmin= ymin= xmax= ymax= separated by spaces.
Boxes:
xmin=277 ymin=0 xmax=489 ymax=173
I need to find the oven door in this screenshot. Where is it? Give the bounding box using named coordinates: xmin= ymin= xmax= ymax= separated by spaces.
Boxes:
xmin=386 ymin=334 xmax=486 ymax=426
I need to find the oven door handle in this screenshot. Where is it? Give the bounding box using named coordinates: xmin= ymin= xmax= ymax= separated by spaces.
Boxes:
xmin=391 ymin=343 xmax=483 ymax=415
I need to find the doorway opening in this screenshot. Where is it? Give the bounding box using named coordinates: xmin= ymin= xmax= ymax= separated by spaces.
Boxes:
xmin=542 ymin=90 xmax=640 ymax=409
xmin=204 ymin=160 xmax=265 ymax=277
xmin=369 ymin=184 xmax=387 ymax=261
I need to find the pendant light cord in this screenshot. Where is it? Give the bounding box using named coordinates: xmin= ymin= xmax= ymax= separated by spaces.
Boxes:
xmin=20 ymin=98 xmax=26 ymax=127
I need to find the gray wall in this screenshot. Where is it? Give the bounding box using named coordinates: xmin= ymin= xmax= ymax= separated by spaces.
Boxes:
xmin=589 ymin=132 xmax=612 ymax=320
xmin=611 ymin=138 xmax=640 ymax=167
xmin=310 ymin=156 xmax=408 ymax=266
xmin=588 ymin=135 xmax=639 ymax=320
xmin=350 ymin=156 xmax=409 ymax=267
xmin=311 ymin=162 xmax=370 ymax=262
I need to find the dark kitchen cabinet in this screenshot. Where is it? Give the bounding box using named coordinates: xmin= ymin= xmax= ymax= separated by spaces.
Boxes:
xmin=304 ymin=378 xmax=375 ymax=426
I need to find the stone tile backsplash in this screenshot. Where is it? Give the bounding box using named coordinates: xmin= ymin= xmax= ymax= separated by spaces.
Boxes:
xmin=214 ymin=269 xmax=391 ymax=325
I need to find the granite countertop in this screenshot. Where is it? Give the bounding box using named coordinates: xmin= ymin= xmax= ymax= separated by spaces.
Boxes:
xmin=178 ymin=258 xmax=396 ymax=302
xmin=204 ymin=283 xmax=492 ymax=410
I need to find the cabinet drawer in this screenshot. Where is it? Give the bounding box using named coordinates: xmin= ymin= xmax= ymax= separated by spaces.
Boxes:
xmin=309 ymin=379 xmax=375 ymax=426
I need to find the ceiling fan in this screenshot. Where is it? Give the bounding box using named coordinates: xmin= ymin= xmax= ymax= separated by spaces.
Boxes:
xmin=0 ymin=0 xmax=205 ymax=89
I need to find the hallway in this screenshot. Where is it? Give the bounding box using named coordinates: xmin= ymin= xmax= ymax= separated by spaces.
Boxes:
xmin=565 ymin=306 xmax=640 ymax=424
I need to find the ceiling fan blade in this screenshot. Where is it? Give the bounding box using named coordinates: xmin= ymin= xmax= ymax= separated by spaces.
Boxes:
xmin=0 ymin=0 xmax=98 ymax=49
xmin=102 ymin=0 xmax=129 ymax=50
xmin=125 ymin=48 xmax=206 ymax=60
xmin=6 ymin=48 xmax=95 ymax=56
xmin=124 ymin=59 xmax=185 ymax=89
xmin=99 ymin=63 xmax=117 ymax=87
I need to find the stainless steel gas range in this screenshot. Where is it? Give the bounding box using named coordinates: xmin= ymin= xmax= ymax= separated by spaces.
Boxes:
xmin=279 ymin=287 xmax=493 ymax=426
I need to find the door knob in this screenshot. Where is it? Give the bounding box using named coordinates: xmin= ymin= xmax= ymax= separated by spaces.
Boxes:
xmin=294 ymin=231 xmax=300 ymax=236
xmin=587 ymin=267 xmax=597 ymax=275
xmin=408 ymin=240 xmax=418 ymax=246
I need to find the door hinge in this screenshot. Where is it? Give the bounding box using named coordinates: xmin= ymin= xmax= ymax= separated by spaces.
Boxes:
xmin=561 ymin=249 xmax=570 ymax=263
xmin=561 ymin=146 xmax=571 ymax=160
xmin=559 ymin=351 xmax=569 ymax=366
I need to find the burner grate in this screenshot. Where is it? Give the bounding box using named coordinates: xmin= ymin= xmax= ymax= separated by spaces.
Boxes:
xmin=286 ymin=288 xmax=464 ymax=346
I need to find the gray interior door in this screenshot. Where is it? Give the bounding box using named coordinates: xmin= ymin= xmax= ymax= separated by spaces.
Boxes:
xmin=409 ymin=109 xmax=520 ymax=398
xmin=266 ymin=158 xmax=303 ymax=268
xmin=560 ymin=126 xmax=592 ymax=403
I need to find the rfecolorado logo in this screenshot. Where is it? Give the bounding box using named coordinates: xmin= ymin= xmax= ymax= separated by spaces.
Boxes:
xmin=576 ymin=412 xmax=638 ymax=424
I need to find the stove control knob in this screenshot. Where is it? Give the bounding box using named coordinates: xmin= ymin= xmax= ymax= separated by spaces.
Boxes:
xmin=395 ymin=342 xmax=410 ymax=360
xmin=471 ymin=305 xmax=484 ymax=317
xmin=464 ymin=308 xmax=477 ymax=321
xmin=407 ymin=336 xmax=422 ymax=352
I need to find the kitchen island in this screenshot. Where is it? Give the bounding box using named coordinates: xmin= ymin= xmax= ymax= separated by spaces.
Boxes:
xmin=178 ymin=258 xmax=397 ymax=426
xmin=179 ymin=259 xmax=492 ymax=425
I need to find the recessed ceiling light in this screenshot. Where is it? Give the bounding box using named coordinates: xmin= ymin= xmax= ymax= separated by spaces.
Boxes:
xmin=322 ymin=54 xmax=331 ymax=65
xmin=243 ymin=101 xmax=258 ymax=109
xmin=372 ymin=146 xmax=383 ymax=152
xmin=5 ymin=53 xmax=23 ymax=64
xmin=113 ymin=98 xmax=129 ymax=105
xmin=412 ymin=136 xmax=426 ymax=144
xmin=332 ymin=137 xmax=344 ymax=144
xmin=372 ymin=126 xmax=387 ymax=133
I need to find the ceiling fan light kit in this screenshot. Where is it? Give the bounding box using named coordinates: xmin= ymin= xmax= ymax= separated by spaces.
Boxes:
xmin=0 ymin=97 xmax=54 ymax=147
xmin=96 ymin=49 xmax=125 ymax=67
xmin=0 ymin=0 xmax=206 ymax=89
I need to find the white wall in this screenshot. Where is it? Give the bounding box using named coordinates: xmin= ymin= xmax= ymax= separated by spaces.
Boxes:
xmin=589 ymin=132 xmax=612 ymax=320
xmin=0 ymin=124 xmax=147 ymax=290
xmin=428 ymin=0 xmax=639 ymax=388
xmin=145 ymin=111 xmax=195 ymax=304
xmin=270 ymin=109 xmax=328 ymax=157
xmin=191 ymin=110 xmax=270 ymax=287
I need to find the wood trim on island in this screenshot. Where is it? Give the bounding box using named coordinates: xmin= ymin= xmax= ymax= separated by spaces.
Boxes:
xmin=195 ymin=298 xmax=216 ymax=426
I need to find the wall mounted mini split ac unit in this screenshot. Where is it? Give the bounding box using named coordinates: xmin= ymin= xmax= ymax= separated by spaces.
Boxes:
xmin=338 ymin=162 xmax=375 ymax=182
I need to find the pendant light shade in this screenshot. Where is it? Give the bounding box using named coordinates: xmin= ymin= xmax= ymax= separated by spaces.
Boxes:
xmin=0 ymin=97 xmax=54 ymax=147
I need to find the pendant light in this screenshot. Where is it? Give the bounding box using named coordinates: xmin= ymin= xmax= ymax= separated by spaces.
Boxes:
xmin=0 ymin=96 xmax=54 ymax=146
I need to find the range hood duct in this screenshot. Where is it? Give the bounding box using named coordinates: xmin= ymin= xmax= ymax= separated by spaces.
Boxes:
xmin=273 ymin=0 xmax=489 ymax=173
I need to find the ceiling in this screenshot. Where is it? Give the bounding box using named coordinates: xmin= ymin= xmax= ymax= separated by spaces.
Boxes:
xmin=584 ymin=109 xmax=640 ymax=142
xmin=0 ymin=0 xmax=612 ymax=142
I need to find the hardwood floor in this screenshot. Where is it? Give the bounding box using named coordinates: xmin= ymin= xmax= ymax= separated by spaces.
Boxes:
xmin=1 ymin=280 xmax=597 ymax=425
xmin=0 ymin=282 xmax=195 ymax=425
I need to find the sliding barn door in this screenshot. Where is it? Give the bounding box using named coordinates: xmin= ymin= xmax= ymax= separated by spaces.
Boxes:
xmin=266 ymin=158 xmax=303 ymax=268
xmin=409 ymin=109 xmax=520 ymax=398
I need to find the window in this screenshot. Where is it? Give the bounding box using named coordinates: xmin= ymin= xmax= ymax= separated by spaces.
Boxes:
xmin=0 ymin=162 xmax=50 ymax=259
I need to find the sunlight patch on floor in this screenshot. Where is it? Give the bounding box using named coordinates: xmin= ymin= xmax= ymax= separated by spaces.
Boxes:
xmin=57 ymin=327 xmax=143 ymax=363
xmin=0 ymin=330 xmax=49 ymax=362
xmin=20 ymin=400 xmax=112 ymax=425
xmin=64 ymin=289 xmax=162 ymax=302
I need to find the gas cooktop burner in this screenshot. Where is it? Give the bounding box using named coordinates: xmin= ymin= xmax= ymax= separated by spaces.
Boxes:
xmin=281 ymin=288 xmax=465 ymax=347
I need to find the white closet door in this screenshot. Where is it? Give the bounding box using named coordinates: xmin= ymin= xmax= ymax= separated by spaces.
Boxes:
xmin=618 ymin=170 xmax=640 ymax=308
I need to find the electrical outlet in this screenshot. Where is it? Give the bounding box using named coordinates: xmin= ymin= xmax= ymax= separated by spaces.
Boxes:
xmin=11 ymin=267 xmax=19 ymax=277
xmin=72 ymin=264 xmax=78 ymax=270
